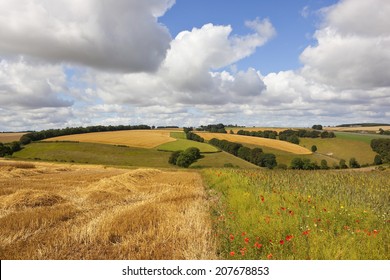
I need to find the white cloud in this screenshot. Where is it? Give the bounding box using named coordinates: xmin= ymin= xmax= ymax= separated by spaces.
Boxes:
xmin=0 ymin=0 xmax=174 ymax=72
xmin=0 ymin=58 xmax=72 ymax=108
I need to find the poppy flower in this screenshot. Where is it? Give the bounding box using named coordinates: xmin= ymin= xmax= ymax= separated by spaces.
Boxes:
xmin=285 ymin=235 xmax=293 ymax=242
xmin=260 ymin=195 xmax=265 ymax=202
xmin=302 ymin=230 xmax=310 ymax=236
xmin=242 ymin=232 xmax=247 ymax=236
xmin=230 ymin=251 xmax=235 ymax=257
xmin=254 ymin=242 xmax=262 ymax=249
xmin=229 ymin=234 xmax=234 ymax=241
xmin=279 ymin=240 xmax=285 ymax=245
xmin=267 ymin=253 xmax=273 ymax=259
xmin=244 ymin=237 xmax=249 ymax=244
xmin=289 ymin=210 xmax=294 ymax=216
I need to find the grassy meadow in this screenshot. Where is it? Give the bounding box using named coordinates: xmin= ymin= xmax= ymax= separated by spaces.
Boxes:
xmin=203 ymin=168 xmax=389 ymax=260
xmin=157 ymin=139 xmax=220 ymax=153
xmin=12 ymin=142 xmax=173 ymax=168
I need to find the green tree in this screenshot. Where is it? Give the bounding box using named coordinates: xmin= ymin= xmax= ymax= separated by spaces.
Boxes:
xmin=349 ymin=157 xmax=360 ymax=168
xmin=311 ymin=145 xmax=317 ymax=153
xmin=290 ymin=158 xmax=304 ymax=169
xmin=320 ymin=159 xmax=329 ymax=170
xmin=168 ymin=151 xmax=181 ymax=165
xmin=339 ymin=159 xmax=348 ymax=169
xmin=374 ymin=155 xmax=383 ymax=165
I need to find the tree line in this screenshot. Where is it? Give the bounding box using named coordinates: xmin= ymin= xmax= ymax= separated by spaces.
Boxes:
xmin=0 ymin=141 xmax=21 ymax=157
xmin=371 ymin=138 xmax=390 ymax=163
xmin=20 ymin=124 xmax=151 ymax=145
xmin=196 ymin=123 xmax=227 ymax=134
xmin=208 ymin=138 xmax=277 ymax=169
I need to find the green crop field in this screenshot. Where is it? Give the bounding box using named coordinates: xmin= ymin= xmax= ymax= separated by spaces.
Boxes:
xmin=203 ymin=168 xmax=389 ymax=260
xmin=12 ymin=142 xmax=172 ymax=168
xmin=299 ymin=137 xmax=377 ymax=165
xmin=170 ymin=131 xmax=187 ymax=139
xmin=157 ymin=139 xmax=220 ymax=153
xmin=191 ymin=151 xmax=259 ymax=169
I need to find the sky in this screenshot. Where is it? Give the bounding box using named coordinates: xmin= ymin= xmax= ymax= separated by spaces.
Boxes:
xmin=0 ymin=0 xmax=389 ymax=131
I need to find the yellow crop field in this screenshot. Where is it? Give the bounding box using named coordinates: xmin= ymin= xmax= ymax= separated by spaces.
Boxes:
xmin=228 ymin=127 xmax=293 ymax=133
xmin=0 ymin=160 xmax=216 ymax=259
xmin=44 ymin=130 xmax=178 ymax=148
xmin=0 ymin=133 xmax=25 ymax=143
xmin=197 ymin=132 xmax=312 ymax=155
xmin=326 ymin=126 xmax=390 ymax=133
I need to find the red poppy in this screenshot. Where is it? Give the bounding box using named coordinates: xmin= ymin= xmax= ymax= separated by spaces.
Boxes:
xmin=260 ymin=195 xmax=265 ymax=202
xmin=242 ymin=232 xmax=247 ymax=236
xmin=267 ymin=253 xmax=273 ymax=259
xmin=281 ymin=207 xmax=286 ymax=211
xmin=279 ymin=240 xmax=285 ymax=245
xmin=230 ymin=251 xmax=235 ymax=257
xmin=289 ymin=210 xmax=294 ymax=216
xmin=302 ymin=230 xmax=310 ymax=236
xmin=285 ymin=235 xmax=293 ymax=242
xmin=229 ymin=234 xmax=234 ymax=241
xmin=254 ymin=242 xmax=262 ymax=249
xmin=244 ymin=237 xmax=249 ymax=244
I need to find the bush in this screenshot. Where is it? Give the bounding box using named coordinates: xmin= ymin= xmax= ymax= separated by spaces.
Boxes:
xmin=168 ymin=147 xmax=201 ymax=168
xmin=339 ymin=159 xmax=348 ymax=169
xmin=374 ymin=155 xmax=383 ymax=165
xmin=311 ymin=145 xmax=317 ymax=153
xmin=349 ymin=157 xmax=360 ymax=168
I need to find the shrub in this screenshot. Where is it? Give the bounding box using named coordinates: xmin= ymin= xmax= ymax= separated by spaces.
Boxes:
xmin=349 ymin=157 xmax=360 ymax=168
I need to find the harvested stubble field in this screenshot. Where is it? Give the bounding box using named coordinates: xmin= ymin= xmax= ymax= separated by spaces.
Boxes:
xmin=196 ymin=132 xmax=312 ymax=155
xmin=43 ymin=130 xmax=179 ymax=148
xmin=0 ymin=133 xmax=25 ymax=143
xmin=0 ymin=160 xmax=215 ymax=259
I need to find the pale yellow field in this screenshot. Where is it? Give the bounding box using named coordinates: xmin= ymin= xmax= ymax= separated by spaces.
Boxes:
xmin=0 ymin=133 xmax=25 ymax=143
xmin=326 ymin=126 xmax=390 ymax=133
xmin=228 ymin=127 xmax=293 ymax=133
xmin=44 ymin=130 xmax=179 ymax=148
xmin=0 ymin=159 xmax=216 ymax=260
xmin=197 ymin=132 xmax=312 ymax=155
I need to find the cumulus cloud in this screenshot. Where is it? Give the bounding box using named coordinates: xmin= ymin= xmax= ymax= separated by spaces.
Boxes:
xmin=0 ymin=58 xmax=73 ymax=108
xmin=0 ymin=0 xmax=174 ymax=72
xmin=95 ymin=20 xmax=273 ymax=107
xmin=300 ymin=0 xmax=390 ymax=89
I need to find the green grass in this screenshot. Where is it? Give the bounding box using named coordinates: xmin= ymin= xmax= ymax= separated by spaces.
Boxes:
xmin=170 ymin=131 xmax=187 ymax=139
xmin=334 ymin=132 xmax=388 ymax=143
xmin=12 ymin=142 xmax=172 ymax=168
xmin=190 ymin=151 xmax=260 ymax=169
xmin=299 ymin=137 xmax=377 ymax=165
xmin=157 ymin=139 xmax=220 ymax=153
xmin=203 ymin=168 xmax=389 ymax=260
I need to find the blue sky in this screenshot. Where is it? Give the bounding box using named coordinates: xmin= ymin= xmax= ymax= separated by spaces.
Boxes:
xmin=0 ymin=0 xmax=389 ymax=131
xmin=161 ymin=0 xmax=338 ymax=74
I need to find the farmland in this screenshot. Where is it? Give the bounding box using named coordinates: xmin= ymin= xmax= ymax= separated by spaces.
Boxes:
xmin=0 ymin=133 xmax=25 ymax=143
xmin=2 ymin=126 xmax=390 ymax=260
xmin=196 ymin=132 xmax=312 ymax=155
xmin=0 ymin=160 xmax=215 ymax=259
xmin=44 ymin=129 xmax=178 ymax=148
xmin=203 ymin=168 xmax=389 ymax=260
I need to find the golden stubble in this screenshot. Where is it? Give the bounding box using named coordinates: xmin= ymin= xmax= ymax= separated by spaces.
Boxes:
xmin=0 ymin=161 xmax=216 ymax=259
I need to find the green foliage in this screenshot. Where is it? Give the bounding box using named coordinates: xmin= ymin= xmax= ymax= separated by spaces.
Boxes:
xmin=169 ymin=147 xmax=202 ymax=168
xmin=311 ymin=145 xmax=317 ymax=152
xmin=290 ymin=158 xmax=320 ymax=170
xmin=0 ymin=141 xmax=22 ymax=157
xmin=339 ymin=159 xmax=348 ymax=169
xmin=237 ymin=130 xmax=278 ymax=139
xmin=371 ymin=138 xmax=390 ymax=163
xmin=198 ymin=123 xmax=227 ymax=133
xmin=209 ymin=138 xmax=277 ymax=169
xmin=312 ymin=124 xmax=323 ymax=130
xmin=349 ymin=157 xmax=360 ymax=168
xmin=203 ymin=169 xmax=389 ymax=260
xmin=374 ymin=155 xmax=383 ymax=165
xmin=320 ymin=159 xmax=329 ymax=170
xmin=186 ymin=132 xmax=204 ymax=143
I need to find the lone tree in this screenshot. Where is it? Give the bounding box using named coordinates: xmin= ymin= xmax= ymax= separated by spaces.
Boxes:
xmin=349 ymin=157 xmax=360 ymax=168
xmin=311 ymin=145 xmax=317 ymax=153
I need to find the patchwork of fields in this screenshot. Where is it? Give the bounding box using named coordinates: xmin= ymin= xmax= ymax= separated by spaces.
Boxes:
xmin=2 ymin=128 xmax=389 ymax=260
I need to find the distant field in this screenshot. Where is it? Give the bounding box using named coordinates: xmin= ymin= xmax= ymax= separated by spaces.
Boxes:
xmin=197 ymin=132 xmax=312 ymax=155
xmin=326 ymin=126 xmax=390 ymax=133
xmin=191 ymin=151 xmax=259 ymax=169
xmin=44 ymin=130 xmax=178 ymax=148
xmin=0 ymin=162 xmax=215 ymax=259
xmin=0 ymin=133 xmax=25 ymax=143
xmin=227 ymin=127 xmax=292 ymax=133
xmin=300 ymin=136 xmax=377 ymax=165
xmin=12 ymin=142 xmax=173 ymax=168
xmin=157 ymin=139 xmax=220 ymax=153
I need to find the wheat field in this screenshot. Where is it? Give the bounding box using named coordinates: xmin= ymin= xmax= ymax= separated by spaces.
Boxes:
xmin=0 ymin=160 xmax=216 ymax=259
xmin=44 ymin=130 xmax=179 ymax=148
xmin=197 ymin=132 xmax=312 ymax=155
xmin=0 ymin=133 xmax=25 ymax=143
